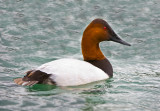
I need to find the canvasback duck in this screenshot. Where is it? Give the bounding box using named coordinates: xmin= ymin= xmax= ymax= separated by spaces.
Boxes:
xmin=14 ymin=19 xmax=131 ymax=86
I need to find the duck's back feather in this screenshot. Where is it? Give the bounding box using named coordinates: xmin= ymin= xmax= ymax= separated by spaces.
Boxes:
xmin=37 ymin=58 xmax=109 ymax=86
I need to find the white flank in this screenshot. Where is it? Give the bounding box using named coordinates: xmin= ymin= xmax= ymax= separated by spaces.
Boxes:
xmin=36 ymin=58 xmax=109 ymax=86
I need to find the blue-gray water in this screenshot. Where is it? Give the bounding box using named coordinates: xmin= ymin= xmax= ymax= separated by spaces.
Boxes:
xmin=0 ymin=0 xmax=160 ymax=111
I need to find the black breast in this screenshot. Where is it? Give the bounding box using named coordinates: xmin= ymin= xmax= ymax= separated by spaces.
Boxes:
xmin=86 ymin=58 xmax=113 ymax=77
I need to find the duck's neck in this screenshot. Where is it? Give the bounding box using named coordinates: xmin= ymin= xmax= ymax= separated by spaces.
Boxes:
xmin=81 ymin=37 xmax=113 ymax=77
xmin=81 ymin=37 xmax=105 ymax=61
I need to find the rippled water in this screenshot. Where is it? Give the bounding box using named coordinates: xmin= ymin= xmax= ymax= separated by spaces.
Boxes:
xmin=0 ymin=0 xmax=160 ymax=110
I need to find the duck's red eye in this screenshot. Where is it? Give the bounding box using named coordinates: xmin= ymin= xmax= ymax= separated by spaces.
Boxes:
xmin=104 ymin=27 xmax=107 ymax=30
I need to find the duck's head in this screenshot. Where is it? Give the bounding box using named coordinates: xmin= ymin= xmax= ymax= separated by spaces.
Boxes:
xmin=83 ymin=19 xmax=131 ymax=46
xmin=82 ymin=19 xmax=131 ymax=61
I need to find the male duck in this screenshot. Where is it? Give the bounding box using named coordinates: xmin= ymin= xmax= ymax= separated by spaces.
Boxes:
xmin=14 ymin=19 xmax=131 ymax=86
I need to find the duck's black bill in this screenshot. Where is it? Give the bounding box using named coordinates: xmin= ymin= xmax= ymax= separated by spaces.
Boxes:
xmin=110 ymin=35 xmax=131 ymax=46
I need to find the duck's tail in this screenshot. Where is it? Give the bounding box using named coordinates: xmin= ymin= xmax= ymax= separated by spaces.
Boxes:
xmin=14 ymin=70 xmax=54 ymax=86
xmin=14 ymin=78 xmax=38 ymax=86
